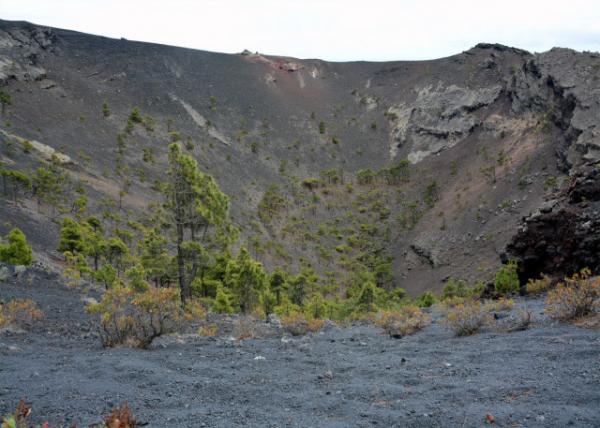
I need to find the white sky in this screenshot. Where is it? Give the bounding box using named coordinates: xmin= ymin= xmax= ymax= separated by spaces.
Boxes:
xmin=2 ymin=0 xmax=600 ymax=61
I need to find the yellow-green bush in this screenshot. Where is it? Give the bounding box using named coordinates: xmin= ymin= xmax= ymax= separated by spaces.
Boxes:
xmin=87 ymin=286 xmax=183 ymax=348
xmin=281 ymin=312 xmax=325 ymax=336
xmin=0 ymin=298 xmax=43 ymax=329
xmin=546 ymin=269 xmax=599 ymax=321
xmin=525 ymin=274 xmax=552 ymax=294
xmin=198 ymin=323 xmax=218 ymax=337
xmin=483 ymin=297 xmax=515 ymax=312
xmin=374 ymin=305 xmax=430 ymax=338
xmin=444 ymin=300 xmax=492 ymax=336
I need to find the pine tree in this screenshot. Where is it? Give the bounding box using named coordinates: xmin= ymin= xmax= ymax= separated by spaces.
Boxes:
xmin=105 ymin=237 xmax=129 ymax=273
xmin=0 ymin=168 xmax=30 ymax=203
xmin=0 ymin=89 xmax=11 ymax=114
xmin=288 ymin=266 xmax=318 ymax=307
xmin=58 ymin=217 xmax=89 ymax=254
xmin=139 ymin=228 xmax=172 ymax=287
xmin=213 ymin=286 xmax=234 ymax=314
xmin=84 ymin=217 xmax=105 ymax=271
xmin=31 ymin=160 xmax=66 ymax=212
xmin=357 ymin=281 xmax=377 ymax=312
xmin=225 ymin=247 xmax=267 ymax=314
xmin=269 ymin=267 xmax=288 ymax=305
xmin=164 ymin=142 xmax=231 ymax=304
xmin=0 ymin=228 xmax=33 ymax=266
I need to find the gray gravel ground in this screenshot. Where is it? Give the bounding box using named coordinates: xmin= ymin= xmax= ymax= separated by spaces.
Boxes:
xmin=1 ymin=267 xmax=599 ymax=427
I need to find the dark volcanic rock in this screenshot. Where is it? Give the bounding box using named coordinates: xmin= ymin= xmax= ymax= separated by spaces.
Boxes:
xmin=505 ymin=163 xmax=600 ymax=284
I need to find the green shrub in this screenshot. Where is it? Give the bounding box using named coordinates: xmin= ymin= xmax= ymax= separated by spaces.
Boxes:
xmin=129 ymin=106 xmax=143 ymax=123
xmin=258 ymin=185 xmax=286 ymax=224
xmin=318 ymin=121 xmax=326 ymax=134
xmin=442 ymin=278 xmax=482 ymax=299
xmin=0 ymin=89 xmax=11 ymax=113
xmin=21 ymin=140 xmax=33 ymax=153
xmin=415 ymin=291 xmax=436 ymax=308
xmin=356 ymin=281 xmax=378 ymax=312
xmin=0 ymin=228 xmax=33 ymax=266
xmin=213 ymin=287 xmax=234 ymax=314
xmin=494 ymin=261 xmax=519 ymax=295
xmin=423 ymin=180 xmax=439 ymax=207
xmin=301 ymin=177 xmax=322 ymax=190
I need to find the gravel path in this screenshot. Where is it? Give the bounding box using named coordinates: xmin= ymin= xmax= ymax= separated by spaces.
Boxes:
xmin=1 ymin=267 xmax=599 ymax=427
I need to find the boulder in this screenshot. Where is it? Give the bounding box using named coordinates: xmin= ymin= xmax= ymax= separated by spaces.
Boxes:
xmin=504 ymin=163 xmax=600 ymax=285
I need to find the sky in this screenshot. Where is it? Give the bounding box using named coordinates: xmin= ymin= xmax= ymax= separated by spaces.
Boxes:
xmin=2 ymin=0 xmax=600 ymax=61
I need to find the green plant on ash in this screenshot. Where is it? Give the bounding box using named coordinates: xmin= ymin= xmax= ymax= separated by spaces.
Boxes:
xmin=0 ymin=228 xmax=33 ymax=266
xmin=258 ymin=184 xmax=286 ymax=224
xmin=102 ymin=101 xmax=110 ymax=117
xmin=0 ymin=89 xmax=11 ymax=114
xmin=494 ymin=260 xmax=519 ymax=295
xmin=164 ymin=142 xmax=235 ymax=304
xmin=0 ymin=168 xmax=30 ymax=203
xmin=224 ymin=246 xmax=268 ymax=314
xmin=318 ymin=121 xmax=326 ymax=134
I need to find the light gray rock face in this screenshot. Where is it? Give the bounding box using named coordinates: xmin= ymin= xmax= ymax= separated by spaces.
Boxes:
xmin=386 ymin=46 xmax=600 ymax=170
xmin=388 ymin=83 xmax=503 ymax=163
xmin=0 ymin=24 xmax=55 ymax=84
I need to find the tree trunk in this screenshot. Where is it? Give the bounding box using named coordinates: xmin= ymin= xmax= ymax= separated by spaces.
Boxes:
xmin=174 ymin=174 xmax=190 ymax=305
xmin=176 ymin=238 xmax=188 ymax=305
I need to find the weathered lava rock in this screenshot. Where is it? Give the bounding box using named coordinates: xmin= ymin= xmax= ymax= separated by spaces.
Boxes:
xmin=504 ymin=163 xmax=600 ymax=285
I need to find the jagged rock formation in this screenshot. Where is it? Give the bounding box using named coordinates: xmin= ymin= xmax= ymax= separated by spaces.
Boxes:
xmin=1 ymin=19 xmax=600 ymax=294
xmin=387 ymin=83 xmax=503 ymax=162
xmin=505 ymin=162 xmax=600 ymax=283
xmin=0 ymin=22 xmax=54 ymax=83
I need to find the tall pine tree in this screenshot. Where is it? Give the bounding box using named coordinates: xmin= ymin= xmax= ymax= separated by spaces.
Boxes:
xmin=164 ymin=142 xmax=231 ymax=304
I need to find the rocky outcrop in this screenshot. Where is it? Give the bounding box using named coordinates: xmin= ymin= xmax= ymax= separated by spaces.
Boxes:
xmin=388 ymin=83 xmax=503 ymax=163
xmin=508 ymin=49 xmax=600 ymax=170
xmin=504 ymin=163 xmax=600 ymax=284
xmin=386 ymin=47 xmax=600 ymax=169
xmin=0 ymin=22 xmax=55 ymax=84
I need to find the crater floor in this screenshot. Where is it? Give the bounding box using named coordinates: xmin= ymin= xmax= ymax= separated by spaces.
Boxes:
xmin=1 ymin=268 xmax=599 ymax=427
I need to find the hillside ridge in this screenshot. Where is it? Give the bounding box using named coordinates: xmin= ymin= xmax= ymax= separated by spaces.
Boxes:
xmin=1 ymin=19 xmax=599 ymax=295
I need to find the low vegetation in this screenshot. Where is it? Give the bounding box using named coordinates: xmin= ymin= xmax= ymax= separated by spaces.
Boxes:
xmin=0 ymin=228 xmax=33 ymax=266
xmin=281 ymin=312 xmax=325 ymax=336
xmin=443 ymin=300 xmax=492 ymax=336
xmin=0 ymin=298 xmax=43 ymax=329
xmin=483 ymin=297 xmax=515 ymax=312
xmin=374 ymin=305 xmax=430 ymax=338
xmin=546 ymin=268 xmax=599 ymax=321
xmin=494 ymin=260 xmax=519 ymax=295
xmin=525 ymin=274 xmax=553 ymax=294
xmin=87 ymin=286 xmax=190 ymax=348
xmin=1 ymin=399 xmax=137 ymax=428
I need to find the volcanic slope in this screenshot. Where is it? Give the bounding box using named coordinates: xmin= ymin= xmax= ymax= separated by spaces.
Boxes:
xmin=2 ymin=20 xmax=600 ymax=294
